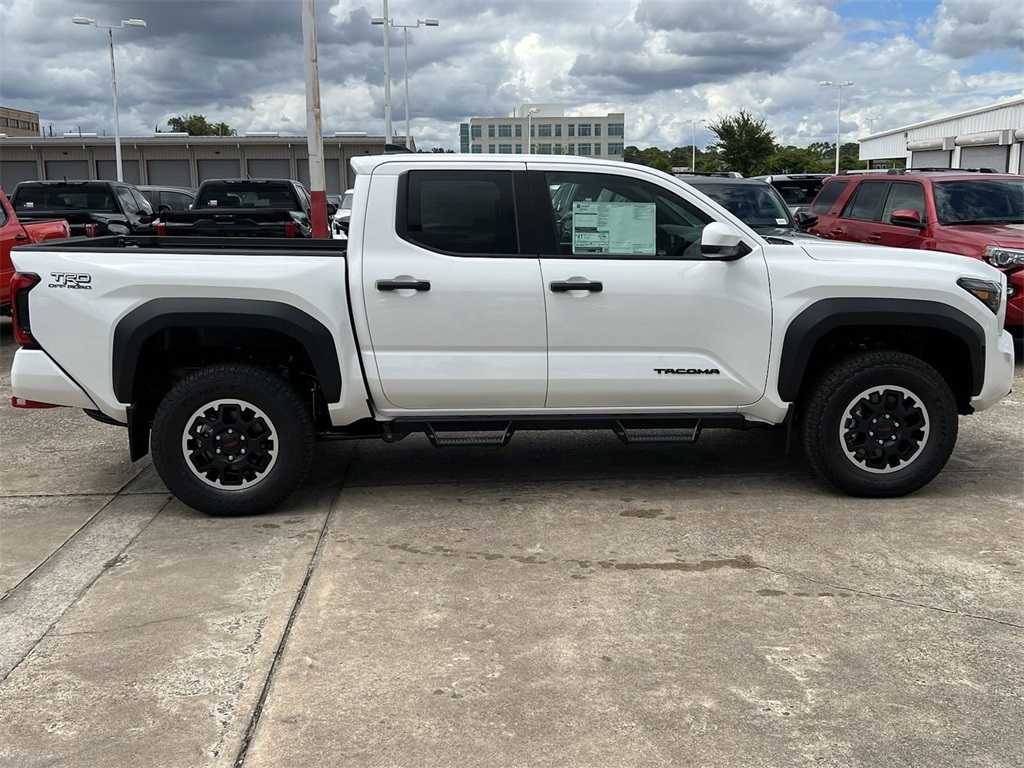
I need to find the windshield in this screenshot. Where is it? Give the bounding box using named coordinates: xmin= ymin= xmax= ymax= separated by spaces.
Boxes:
xmin=340 ymin=192 xmax=354 ymax=211
xmin=934 ymin=179 xmax=1024 ymax=225
xmin=693 ymin=184 xmax=794 ymax=231
xmin=12 ymin=184 xmax=117 ymax=213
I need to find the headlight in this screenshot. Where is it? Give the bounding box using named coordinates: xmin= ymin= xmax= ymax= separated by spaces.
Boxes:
xmin=957 ymin=277 xmax=1002 ymax=315
xmin=984 ymin=245 xmax=1024 ymax=268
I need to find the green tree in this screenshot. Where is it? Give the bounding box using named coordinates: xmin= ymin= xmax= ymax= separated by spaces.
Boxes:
xmin=624 ymin=145 xmax=672 ymax=173
xmin=763 ymin=145 xmax=830 ymax=174
xmin=166 ymin=114 xmax=235 ymax=136
xmin=706 ymin=110 xmax=775 ymax=176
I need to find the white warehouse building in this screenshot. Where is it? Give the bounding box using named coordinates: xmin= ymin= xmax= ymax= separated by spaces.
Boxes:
xmin=859 ymin=97 xmax=1024 ymax=173
xmin=460 ymin=104 xmax=625 ymax=160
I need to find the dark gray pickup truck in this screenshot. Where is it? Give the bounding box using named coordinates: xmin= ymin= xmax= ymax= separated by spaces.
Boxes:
xmin=157 ymin=178 xmax=328 ymax=238
xmin=10 ymin=179 xmax=158 ymax=237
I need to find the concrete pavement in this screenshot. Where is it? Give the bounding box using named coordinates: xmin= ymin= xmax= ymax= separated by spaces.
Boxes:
xmin=1 ymin=318 xmax=1022 ymax=767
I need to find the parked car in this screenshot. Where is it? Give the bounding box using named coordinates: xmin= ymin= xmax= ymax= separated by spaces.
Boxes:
xmin=806 ymin=168 xmax=1023 ymax=334
xmin=752 ymin=174 xmax=829 ymax=214
xmin=10 ymin=179 xmax=158 ymax=237
xmin=137 ymin=185 xmax=196 ymax=213
xmin=1 ymin=187 xmax=70 ymax=315
xmin=681 ymin=176 xmax=823 ymax=242
xmin=332 ymin=188 xmax=354 ymax=238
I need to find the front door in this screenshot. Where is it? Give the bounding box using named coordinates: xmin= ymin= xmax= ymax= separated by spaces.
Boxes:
xmin=360 ymin=164 xmax=548 ymax=410
xmin=530 ymin=166 xmax=773 ymax=409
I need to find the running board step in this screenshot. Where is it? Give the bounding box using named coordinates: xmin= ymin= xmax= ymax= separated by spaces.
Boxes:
xmin=612 ymin=420 xmax=702 ymax=445
xmin=426 ymin=423 xmax=515 ymax=448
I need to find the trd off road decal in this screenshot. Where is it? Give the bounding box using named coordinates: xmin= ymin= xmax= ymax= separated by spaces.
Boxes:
xmin=48 ymin=273 xmax=93 ymax=290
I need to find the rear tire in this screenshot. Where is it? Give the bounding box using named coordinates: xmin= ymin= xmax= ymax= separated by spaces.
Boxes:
xmin=801 ymin=351 xmax=957 ymax=497
xmin=151 ymin=363 xmax=316 ymax=516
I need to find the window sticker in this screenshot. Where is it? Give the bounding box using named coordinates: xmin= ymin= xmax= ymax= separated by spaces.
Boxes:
xmin=776 ymin=218 xmax=788 ymax=225
xmin=572 ymin=201 xmax=656 ymax=255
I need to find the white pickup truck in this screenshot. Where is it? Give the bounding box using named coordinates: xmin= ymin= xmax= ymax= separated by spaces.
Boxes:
xmin=9 ymin=154 xmax=1016 ymax=515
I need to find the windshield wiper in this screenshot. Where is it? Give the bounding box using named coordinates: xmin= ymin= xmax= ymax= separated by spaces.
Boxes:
xmin=946 ymin=217 xmax=1023 ymax=225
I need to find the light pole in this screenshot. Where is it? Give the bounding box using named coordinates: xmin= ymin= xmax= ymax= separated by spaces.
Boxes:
xmin=684 ymin=118 xmax=705 ymax=171
xmin=370 ymin=1 xmax=394 ymax=142
xmin=526 ymin=107 xmax=539 ymax=153
xmin=818 ymin=79 xmax=853 ymax=174
xmin=865 ymin=115 xmax=881 ymax=134
xmin=373 ymin=18 xmax=439 ymax=144
xmin=72 ymin=16 xmax=147 ymax=182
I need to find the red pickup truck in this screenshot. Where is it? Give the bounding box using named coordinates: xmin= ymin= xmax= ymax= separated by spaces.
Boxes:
xmin=1 ymin=188 xmax=70 ymax=315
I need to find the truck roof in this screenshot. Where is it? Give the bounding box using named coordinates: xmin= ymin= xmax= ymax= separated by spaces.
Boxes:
xmin=349 ymin=153 xmax=636 ymax=176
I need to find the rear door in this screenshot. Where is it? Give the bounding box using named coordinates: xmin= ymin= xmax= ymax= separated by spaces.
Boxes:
xmin=359 ymin=161 xmax=548 ymax=410
xmin=528 ymin=164 xmax=773 ymax=409
xmin=832 ymin=180 xmax=888 ymax=243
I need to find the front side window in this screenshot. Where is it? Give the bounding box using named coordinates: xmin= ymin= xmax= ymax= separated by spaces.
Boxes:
xmin=842 ymin=181 xmax=887 ymax=221
xmin=115 ymin=185 xmax=141 ymax=214
xmin=543 ymin=171 xmax=713 ymax=258
xmin=130 ymin=187 xmax=155 ymax=214
xmin=398 ymin=170 xmax=518 ymax=255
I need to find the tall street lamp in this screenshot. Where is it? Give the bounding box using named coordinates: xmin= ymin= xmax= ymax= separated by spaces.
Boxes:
xmin=818 ymin=79 xmax=854 ymax=174
xmin=684 ymin=118 xmax=705 ymax=171
xmin=72 ymin=16 xmax=147 ymax=182
xmin=373 ymin=17 xmax=439 ymax=144
xmin=370 ymin=1 xmax=394 ymax=142
xmin=526 ymin=107 xmax=539 ymax=153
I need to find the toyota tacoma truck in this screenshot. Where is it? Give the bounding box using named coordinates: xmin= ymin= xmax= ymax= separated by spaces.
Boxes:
xmin=157 ymin=178 xmax=325 ymax=238
xmin=1 ymin=187 xmax=70 ymax=315
xmin=8 ymin=154 xmax=1016 ymax=516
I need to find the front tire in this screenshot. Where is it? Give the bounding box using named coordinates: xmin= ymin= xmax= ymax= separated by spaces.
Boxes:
xmin=801 ymin=351 xmax=958 ymax=497
xmin=151 ymin=363 xmax=316 ymax=516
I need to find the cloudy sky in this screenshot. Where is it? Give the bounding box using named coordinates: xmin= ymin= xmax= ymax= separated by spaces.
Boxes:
xmin=1 ymin=0 xmax=1021 ymax=151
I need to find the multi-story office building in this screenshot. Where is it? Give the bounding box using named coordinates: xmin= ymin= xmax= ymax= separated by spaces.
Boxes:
xmin=460 ymin=104 xmax=624 ymax=159
xmin=0 ymin=106 xmax=41 ymax=137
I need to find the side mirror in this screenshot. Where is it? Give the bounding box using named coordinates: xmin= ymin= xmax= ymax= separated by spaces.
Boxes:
xmin=794 ymin=210 xmax=819 ymax=230
xmin=326 ymin=203 xmax=338 ymax=216
xmin=158 ymin=204 xmax=172 ymax=214
xmin=701 ymin=222 xmax=752 ymax=260
xmin=889 ymin=209 xmax=923 ymax=228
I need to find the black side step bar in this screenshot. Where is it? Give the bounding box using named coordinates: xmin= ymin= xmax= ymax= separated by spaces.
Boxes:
xmin=612 ymin=420 xmax=702 ymax=445
xmin=426 ymin=422 xmax=515 ymax=448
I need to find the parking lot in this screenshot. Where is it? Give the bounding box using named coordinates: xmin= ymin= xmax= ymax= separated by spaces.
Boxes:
xmin=1 ymin=316 xmax=1022 ymax=767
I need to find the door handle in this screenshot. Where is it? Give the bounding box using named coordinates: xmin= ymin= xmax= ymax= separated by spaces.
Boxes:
xmin=830 ymin=228 xmax=846 ymax=236
xmin=550 ymin=280 xmax=603 ymax=293
xmin=376 ymin=279 xmax=431 ymax=292
xmin=867 ymin=233 xmax=882 ymax=242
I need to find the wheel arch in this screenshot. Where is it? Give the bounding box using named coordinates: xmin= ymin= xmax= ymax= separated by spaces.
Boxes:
xmin=778 ymin=298 xmax=985 ymax=411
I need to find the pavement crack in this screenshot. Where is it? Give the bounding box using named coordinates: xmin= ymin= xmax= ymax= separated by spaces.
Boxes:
xmin=54 ymin=609 xmax=221 ymax=636
xmin=232 ymin=445 xmax=356 ymax=768
xmin=759 ymin=566 xmax=1024 ymax=629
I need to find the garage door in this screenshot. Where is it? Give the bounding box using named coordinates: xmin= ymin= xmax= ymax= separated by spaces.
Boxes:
xmin=44 ymin=160 xmax=89 ymax=180
xmin=960 ymin=145 xmax=1009 ymax=172
xmin=197 ymin=159 xmax=241 ymax=182
xmin=147 ymin=159 xmax=192 ymax=187
xmin=96 ymin=160 xmax=141 ymax=184
xmin=0 ymin=161 xmax=40 ymax=190
xmin=247 ymin=159 xmax=290 ymax=179
xmin=910 ymin=150 xmax=950 ymax=169
xmin=296 ymin=158 xmax=341 ymax=194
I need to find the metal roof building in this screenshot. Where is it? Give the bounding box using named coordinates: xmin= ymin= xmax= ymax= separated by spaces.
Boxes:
xmin=0 ymin=132 xmax=412 ymax=192
xmin=858 ymin=98 xmax=1024 ymax=173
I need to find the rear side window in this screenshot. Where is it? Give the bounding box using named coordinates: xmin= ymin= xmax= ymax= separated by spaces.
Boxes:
xmin=810 ymin=180 xmax=849 ymax=214
xmin=842 ymin=181 xmax=888 ymax=221
xmin=398 ymin=170 xmax=518 ymax=255
xmin=882 ymin=182 xmax=926 ymax=222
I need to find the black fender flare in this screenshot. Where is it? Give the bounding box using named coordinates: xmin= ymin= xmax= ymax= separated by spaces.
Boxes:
xmin=778 ymin=298 xmax=986 ymax=402
xmin=112 ymin=298 xmax=342 ymax=403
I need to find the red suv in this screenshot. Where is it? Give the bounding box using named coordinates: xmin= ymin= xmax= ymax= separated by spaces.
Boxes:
xmin=807 ymin=170 xmax=1024 ymax=334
